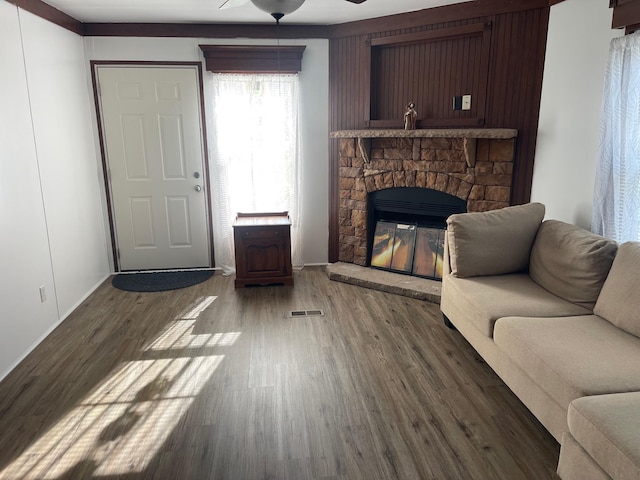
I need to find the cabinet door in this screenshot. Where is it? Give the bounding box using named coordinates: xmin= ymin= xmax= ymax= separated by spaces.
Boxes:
xmin=234 ymin=223 xmax=293 ymax=287
xmin=243 ymin=238 xmax=287 ymax=277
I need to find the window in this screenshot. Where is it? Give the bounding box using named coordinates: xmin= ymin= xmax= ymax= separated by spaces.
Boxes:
xmin=593 ymin=32 xmax=640 ymax=242
xmin=209 ymin=73 xmax=302 ymax=273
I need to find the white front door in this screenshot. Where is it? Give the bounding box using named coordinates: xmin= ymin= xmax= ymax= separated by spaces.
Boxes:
xmin=96 ymin=65 xmax=210 ymax=271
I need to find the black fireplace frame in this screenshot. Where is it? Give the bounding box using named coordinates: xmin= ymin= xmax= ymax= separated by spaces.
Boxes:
xmin=367 ymin=187 xmax=467 ymax=269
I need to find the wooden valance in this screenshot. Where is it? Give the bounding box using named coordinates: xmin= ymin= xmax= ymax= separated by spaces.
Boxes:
xmin=198 ymin=45 xmax=305 ymax=74
xmin=610 ymin=0 xmax=640 ymax=33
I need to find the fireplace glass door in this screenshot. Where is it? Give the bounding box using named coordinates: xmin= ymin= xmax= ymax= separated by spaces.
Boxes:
xmin=371 ymin=222 xmax=417 ymax=274
xmin=413 ymin=227 xmax=446 ymax=279
xmin=371 ymin=221 xmax=445 ymax=280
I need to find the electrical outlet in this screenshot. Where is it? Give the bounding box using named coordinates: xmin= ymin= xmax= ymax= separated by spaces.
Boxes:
xmin=39 ymin=285 xmax=46 ymax=302
xmin=462 ymin=95 xmax=472 ymax=110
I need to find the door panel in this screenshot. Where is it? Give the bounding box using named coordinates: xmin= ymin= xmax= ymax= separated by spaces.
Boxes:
xmin=121 ymin=115 xmax=148 ymax=179
xmin=130 ymin=197 xmax=155 ymax=248
xmin=158 ymin=115 xmax=187 ymax=179
xmin=97 ymin=65 xmax=210 ymax=271
xmin=166 ymin=196 xmax=192 ymax=246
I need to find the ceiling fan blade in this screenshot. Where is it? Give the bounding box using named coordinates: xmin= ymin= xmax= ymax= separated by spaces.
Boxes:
xmin=219 ymin=0 xmax=249 ymax=9
xmin=345 ymin=0 xmax=367 ymax=3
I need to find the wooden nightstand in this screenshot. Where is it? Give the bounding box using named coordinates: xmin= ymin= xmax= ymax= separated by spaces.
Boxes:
xmin=232 ymin=212 xmax=294 ymax=288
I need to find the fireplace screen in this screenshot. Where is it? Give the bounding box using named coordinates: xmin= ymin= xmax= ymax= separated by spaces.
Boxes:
xmin=371 ymin=221 xmax=445 ymax=280
xmin=371 ymin=222 xmax=416 ymax=273
xmin=413 ymin=227 xmax=445 ymax=279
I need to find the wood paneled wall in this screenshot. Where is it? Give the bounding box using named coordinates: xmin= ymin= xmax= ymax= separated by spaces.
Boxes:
xmin=369 ymin=24 xmax=491 ymax=128
xmin=328 ymin=6 xmax=550 ymax=262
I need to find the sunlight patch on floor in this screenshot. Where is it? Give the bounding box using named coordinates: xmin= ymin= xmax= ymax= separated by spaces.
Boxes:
xmin=179 ymin=295 xmax=218 ymax=320
xmin=0 ymin=295 xmax=238 ymax=479
xmin=0 ymin=356 xmax=224 ymax=479
xmin=143 ymin=296 xmax=241 ymax=351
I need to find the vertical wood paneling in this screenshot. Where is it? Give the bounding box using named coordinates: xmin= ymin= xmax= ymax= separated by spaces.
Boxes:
xmin=328 ymin=8 xmax=550 ymax=262
xmin=486 ymin=9 xmax=549 ymax=205
xmin=369 ymin=25 xmax=488 ymax=127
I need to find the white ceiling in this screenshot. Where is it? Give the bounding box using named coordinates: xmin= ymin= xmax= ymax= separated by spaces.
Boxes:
xmin=43 ymin=0 xmax=471 ymax=25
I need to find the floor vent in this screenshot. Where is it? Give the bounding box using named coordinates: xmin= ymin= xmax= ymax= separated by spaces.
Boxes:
xmin=289 ymin=309 xmax=324 ymax=318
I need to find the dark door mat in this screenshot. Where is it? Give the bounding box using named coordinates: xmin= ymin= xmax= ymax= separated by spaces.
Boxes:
xmin=112 ymin=270 xmax=214 ymax=292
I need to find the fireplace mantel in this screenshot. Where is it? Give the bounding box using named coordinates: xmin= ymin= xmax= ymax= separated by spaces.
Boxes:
xmin=330 ymin=128 xmax=517 ymax=139
xmin=331 ymin=128 xmax=517 ymax=164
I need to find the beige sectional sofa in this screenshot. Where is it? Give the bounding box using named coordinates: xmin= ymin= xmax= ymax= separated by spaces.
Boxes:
xmin=440 ymin=202 xmax=640 ymax=480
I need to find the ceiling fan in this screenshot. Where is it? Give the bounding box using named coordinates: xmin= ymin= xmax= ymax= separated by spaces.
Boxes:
xmin=220 ymin=0 xmax=367 ymax=23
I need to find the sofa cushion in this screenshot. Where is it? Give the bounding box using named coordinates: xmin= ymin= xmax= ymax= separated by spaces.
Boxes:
xmin=494 ymin=315 xmax=640 ymax=410
xmin=568 ymin=392 xmax=640 ymax=480
xmin=443 ymin=273 xmax=591 ymax=337
xmin=557 ymin=432 xmax=612 ymax=480
xmin=446 ymin=202 xmax=545 ymax=278
xmin=529 ymin=220 xmax=617 ymax=309
xmin=594 ymin=241 xmax=640 ymax=338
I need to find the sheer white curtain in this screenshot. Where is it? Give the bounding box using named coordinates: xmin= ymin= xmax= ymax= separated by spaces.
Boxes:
xmin=208 ymin=73 xmax=303 ymax=274
xmin=592 ymin=32 xmax=640 ymax=242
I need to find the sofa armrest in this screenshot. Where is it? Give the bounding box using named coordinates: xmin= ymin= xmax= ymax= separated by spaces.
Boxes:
xmin=446 ymin=202 xmax=545 ymax=277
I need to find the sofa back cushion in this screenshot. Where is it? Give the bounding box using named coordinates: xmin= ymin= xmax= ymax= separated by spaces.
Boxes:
xmin=594 ymin=242 xmax=640 ymax=337
xmin=446 ymin=202 xmax=545 ymax=278
xmin=529 ymin=220 xmax=618 ymax=309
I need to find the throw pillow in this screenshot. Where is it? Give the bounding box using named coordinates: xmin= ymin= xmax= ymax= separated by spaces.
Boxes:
xmin=529 ymin=220 xmax=618 ymax=309
xmin=446 ymin=202 xmax=545 ymax=278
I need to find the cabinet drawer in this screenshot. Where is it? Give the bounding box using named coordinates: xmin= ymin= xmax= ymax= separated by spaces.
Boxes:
xmin=238 ymin=226 xmax=286 ymax=239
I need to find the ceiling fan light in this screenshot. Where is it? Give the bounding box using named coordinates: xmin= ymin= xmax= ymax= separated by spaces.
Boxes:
xmin=250 ymin=0 xmax=305 ymax=16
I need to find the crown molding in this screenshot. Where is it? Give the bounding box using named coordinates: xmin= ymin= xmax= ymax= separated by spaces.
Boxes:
xmin=327 ymin=0 xmax=554 ymax=38
xmin=7 ymin=0 xmax=82 ymax=34
xmin=83 ymin=22 xmax=329 ymax=38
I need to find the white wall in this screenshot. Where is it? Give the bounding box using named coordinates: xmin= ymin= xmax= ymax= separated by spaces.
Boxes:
xmin=0 ymin=3 xmax=110 ymax=380
xmin=85 ymin=36 xmax=330 ymax=265
xmin=21 ymin=12 xmax=111 ymax=318
xmin=531 ymin=0 xmax=622 ymax=228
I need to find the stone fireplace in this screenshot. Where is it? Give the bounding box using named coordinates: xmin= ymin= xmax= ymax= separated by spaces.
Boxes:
xmin=331 ymin=128 xmax=518 ymax=267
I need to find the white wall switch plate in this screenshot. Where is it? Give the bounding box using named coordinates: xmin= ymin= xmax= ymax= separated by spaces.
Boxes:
xmin=462 ymin=95 xmax=472 ymax=110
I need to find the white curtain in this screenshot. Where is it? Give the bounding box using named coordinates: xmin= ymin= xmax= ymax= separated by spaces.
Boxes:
xmin=208 ymin=73 xmax=303 ymax=274
xmin=592 ymin=32 xmax=640 ymax=242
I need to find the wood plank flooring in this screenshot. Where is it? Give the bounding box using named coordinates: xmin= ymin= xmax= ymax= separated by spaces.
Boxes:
xmin=0 ymin=268 xmax=560 ymax=479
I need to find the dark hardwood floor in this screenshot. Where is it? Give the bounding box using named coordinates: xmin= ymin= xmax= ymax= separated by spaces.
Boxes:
xmin=0 ymin=268 xmax=559 ymax=479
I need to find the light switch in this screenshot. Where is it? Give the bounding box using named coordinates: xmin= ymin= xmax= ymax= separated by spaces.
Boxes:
xmin=462 ymin=95 xmax=472 ymax=111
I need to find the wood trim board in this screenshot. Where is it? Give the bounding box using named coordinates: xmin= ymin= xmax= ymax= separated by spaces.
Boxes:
xmin=5 ymin=0 xmax=82 ymax=34
xmin=199 ymin=45 xmax=306 ymax=73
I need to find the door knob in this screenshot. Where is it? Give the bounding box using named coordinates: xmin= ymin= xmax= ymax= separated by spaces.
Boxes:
xmin=195 ymin=185 xmax=202 ymax=192
xmin=194 ymin=172 xmax=201 ymax=179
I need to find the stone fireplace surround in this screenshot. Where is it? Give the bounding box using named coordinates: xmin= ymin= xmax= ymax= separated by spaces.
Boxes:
xmin=331 ymin=129 xmax=518 ymax=266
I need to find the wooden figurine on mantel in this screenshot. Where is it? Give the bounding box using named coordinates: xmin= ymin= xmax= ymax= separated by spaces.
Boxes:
xmin=404 ymin=102 xmax=417 ymax=130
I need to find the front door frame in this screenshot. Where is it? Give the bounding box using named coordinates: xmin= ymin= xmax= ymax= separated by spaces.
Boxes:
xmin=91 ymin=61 xmax=214 ymax=272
